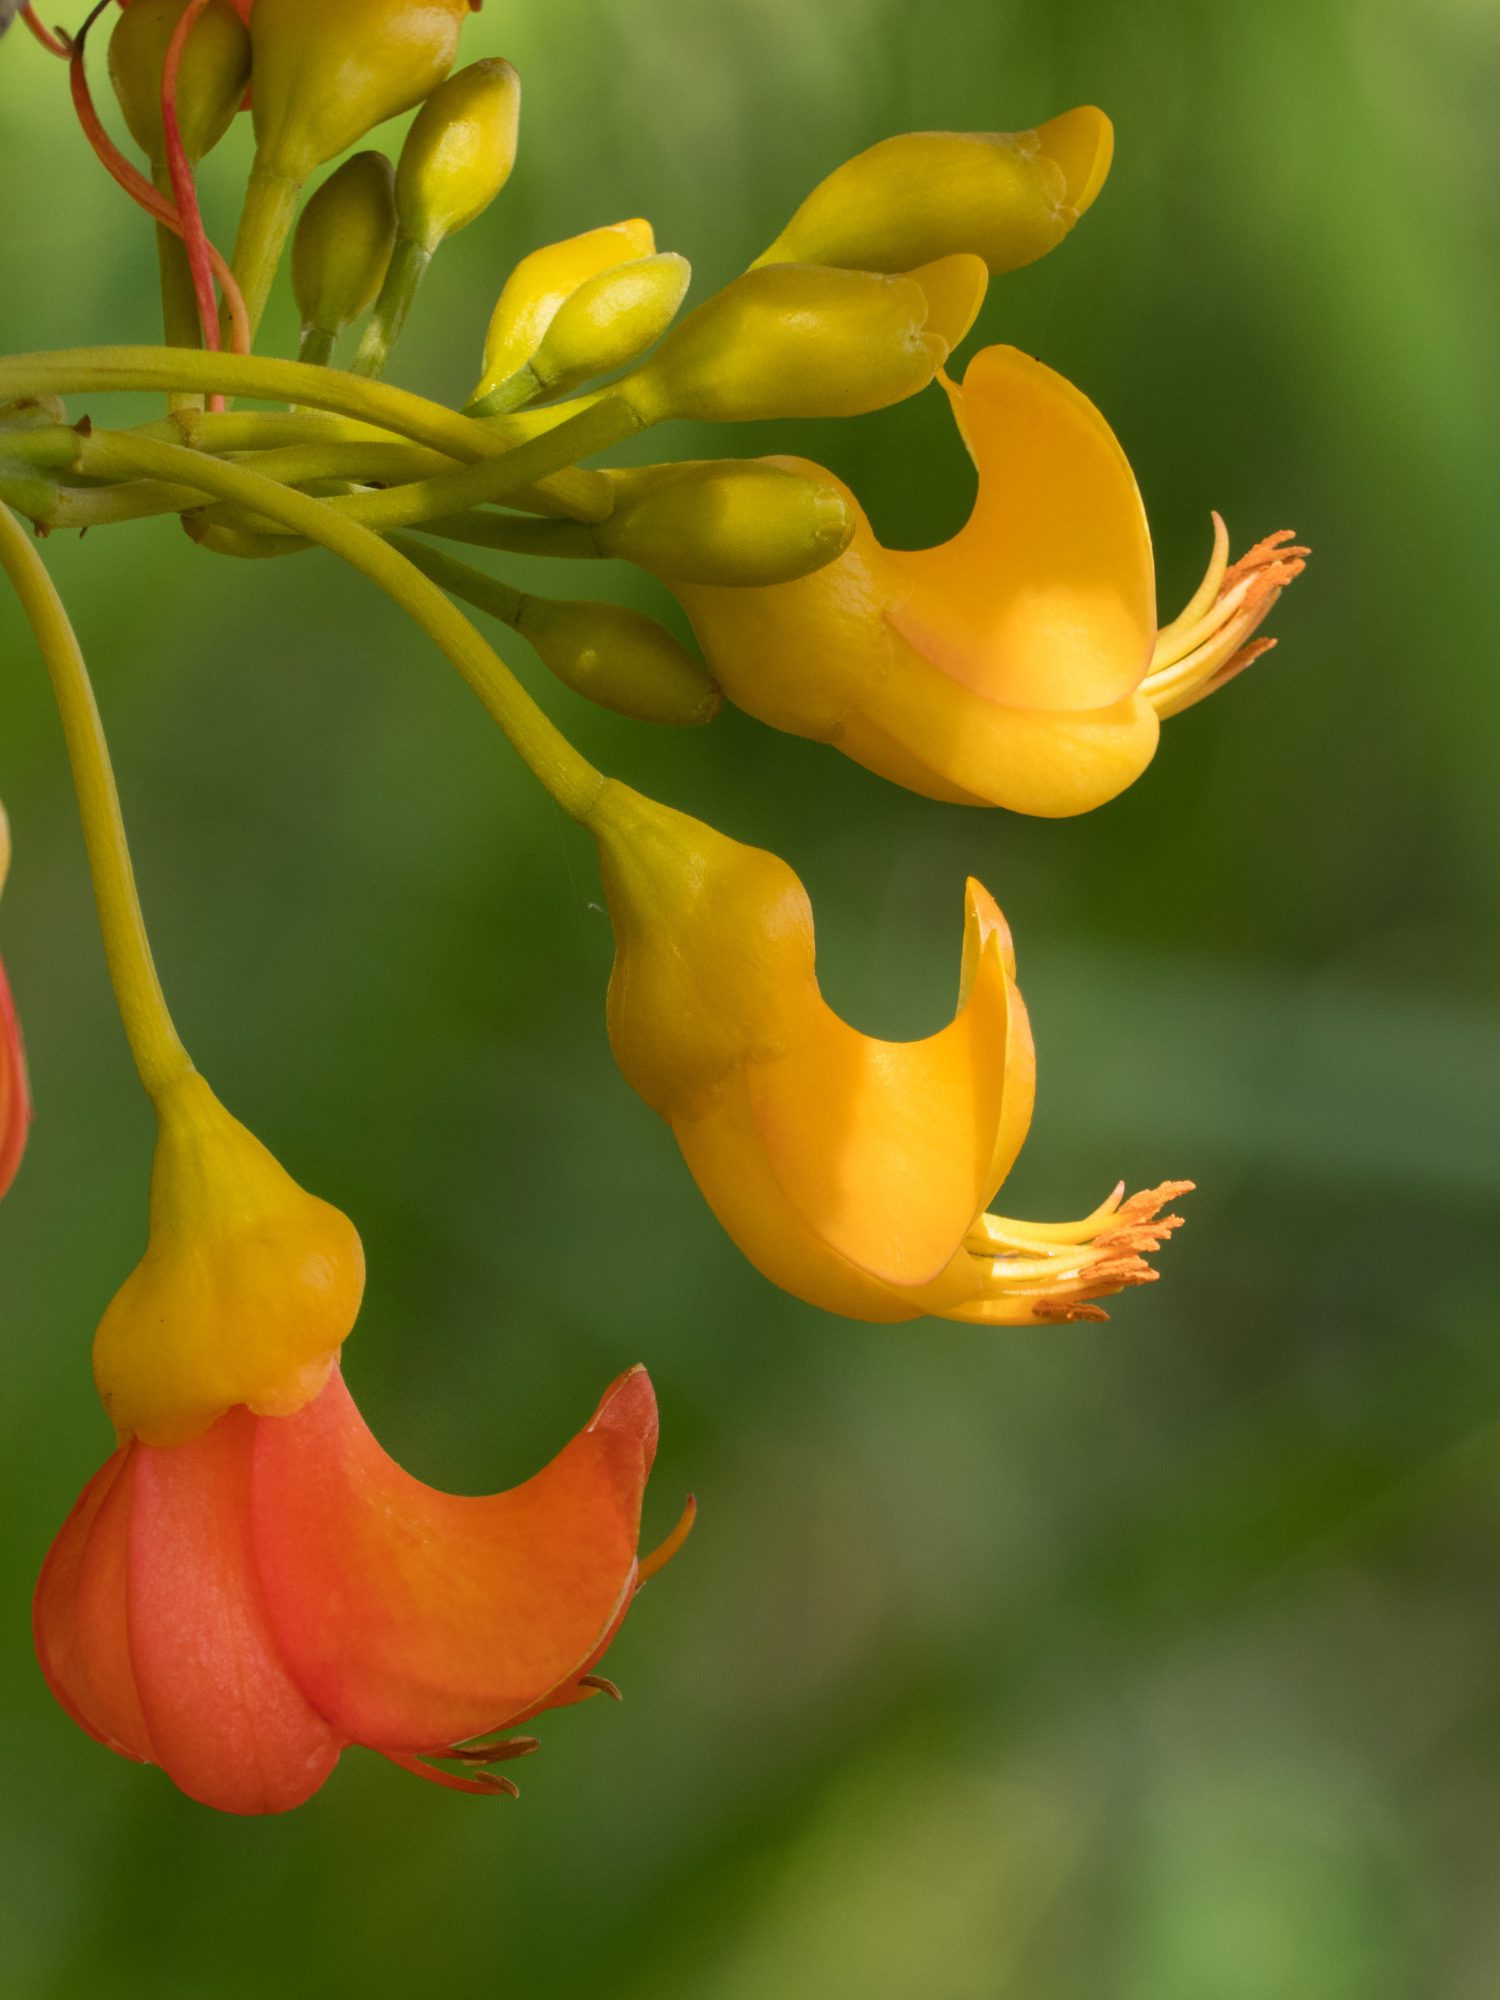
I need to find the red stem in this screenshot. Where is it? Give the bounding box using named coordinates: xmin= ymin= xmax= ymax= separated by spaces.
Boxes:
xmin=20 ymin=5 xmax=71 ymax=57
xmin=66 ymin=6 xmax=250 ymax=356
xmin=160 ymin=0 xmax=218 ymax=349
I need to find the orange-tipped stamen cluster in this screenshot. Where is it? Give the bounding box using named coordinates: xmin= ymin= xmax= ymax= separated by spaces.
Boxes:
xmin=1143 ymin=515 xmax=1309 ymax=720
xmin=954 ymin=1179 xmax=1194 ymax=1325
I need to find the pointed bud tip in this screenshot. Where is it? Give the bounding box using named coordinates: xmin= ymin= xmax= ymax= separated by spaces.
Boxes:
xmin=1034 ymin=106 xmax=1114 ymax=217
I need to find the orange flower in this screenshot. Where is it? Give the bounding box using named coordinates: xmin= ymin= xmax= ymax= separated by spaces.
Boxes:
xmin=35 ymin=1361 xmax=675 ymax=1813
xmin=592 ymin=784 xmax=1189 ymax=1325
xmin=673 ymin=345 xmax=1307 ymax=816
xmin=0 ymin=804 xmax=31 ymax=1202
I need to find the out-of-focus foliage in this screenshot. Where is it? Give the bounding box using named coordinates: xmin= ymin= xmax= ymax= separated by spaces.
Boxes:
xmin=1 ymin=0 xmax=1497 ymax=1993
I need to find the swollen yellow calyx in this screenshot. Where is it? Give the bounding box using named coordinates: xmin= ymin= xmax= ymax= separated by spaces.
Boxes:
xmin=92 ymin=1074 xmax=366 ymax=1447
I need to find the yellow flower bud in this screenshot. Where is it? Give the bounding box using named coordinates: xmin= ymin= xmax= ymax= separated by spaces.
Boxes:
xmin=754 ymin=107 xmax=1114 ymax=276
xmin=92 ymin=1075 xmax=366 ymax=1447
xmin=590 ymin=783 xmax=816 ymax=1119
xmin=527 ymin=251 xmax=691 ymax=395
xmin=395 ymin=57 xmax=521 ymax=255
xmin=292 ymin=152 xmax=398 ymax=339
xmin=516 ymin=597 xmax=721 ymax=728
xmin=626 ymin=257 xmax=984 ymax=424
xmin=107 ymin=0 xmax=251 ymax=167
xmin=473 ymin=217 xmax=657 ymax=404
xmin=249 ymin=0 xmax=475 ymax=185
xmin=598 ymin=459 xmax=854 ymax=586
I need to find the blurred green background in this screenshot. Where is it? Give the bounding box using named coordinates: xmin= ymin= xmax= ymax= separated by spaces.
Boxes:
xmin=2 ymin=0 xmax=1498 ymax=1994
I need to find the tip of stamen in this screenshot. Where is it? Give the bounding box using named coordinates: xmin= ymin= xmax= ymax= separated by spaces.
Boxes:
xmin=1033 ymin=1300 xmax=1111 ymax=1323
xmin=579 ymin=1673 xmax=624 ymax=1703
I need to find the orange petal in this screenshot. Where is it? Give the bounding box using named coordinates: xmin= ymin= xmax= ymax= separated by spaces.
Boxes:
xmin=742 ymin=880 xmax=1014 ymax=1289
xmin=125 ymin=1407 xmax=343 ymax=1814
xmin=251 ymin=1366 xmax=654 ymax=1752
xmin=0 ymin=953 xmax=31 ymax=1201
xmin=33 ymin=1448 xmax=153 ymax=1765
xmin=888 ymin=346 xmax=1155 ymax=714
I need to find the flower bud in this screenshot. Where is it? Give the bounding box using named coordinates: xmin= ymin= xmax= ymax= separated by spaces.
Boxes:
xmin=598 ymin=459 xmax=854 ymax=586
xmin=108 ymin=0 xmax=251 ymax=167
xmin=589 ymin=784 xmax=816 ymax=1119
xmin=527 ymin=251 xmax=690 ymax=395
xmin=627 ymin=256 xmax=984 ymax=424
xmin=474 ymin=217 xmax=657 ymax=403
xmin=395 ymin=57 xmax=521 ymax=255
xmin=93 ymin=1075 xmax=366 ymax=1446
xmin=754 ymin=108 xmax=1114 ymax=276
xmin=249 ymin=0 xmax=476 ymax=185
xmin=292 ymin=152 xmax=398 ymax=338
xmin=516 ymin=597 xmax=720 ymax=728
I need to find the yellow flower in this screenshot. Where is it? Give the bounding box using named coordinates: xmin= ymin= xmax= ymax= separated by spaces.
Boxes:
xmin=591 ymin=784 xmax=1189 ymax=1324
xmin=672 ymin=345 xmax=1308 ymax=816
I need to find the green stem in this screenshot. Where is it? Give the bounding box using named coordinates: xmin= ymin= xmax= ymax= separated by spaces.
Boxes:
xmin=227 ymin=158 xmax=303 ymax=348
xmin=388 ymin=533 xmax=526 ymax=627
xmin=351 ymin=236 xmax=432 ymax=380
xmin=0 ymin=505 xmax=194 ymax=1101
xmin=83 ymin=432 xmax=606 ymax=822
xmin=296 ymin=326 xmax=337 ymax=371
xmin=420 ymin=511 xmax=600 ymax=560
xmin=0 ymin=349 xmax=617 ymax=522
xmin=322 ymin=397 xmax=643 ymax=533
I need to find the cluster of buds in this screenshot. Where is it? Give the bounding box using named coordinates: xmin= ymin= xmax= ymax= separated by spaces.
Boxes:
xmin=0 ymin=0 xmax=1306 ymax=1816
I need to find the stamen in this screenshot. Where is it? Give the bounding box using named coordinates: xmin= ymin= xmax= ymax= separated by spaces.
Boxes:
xmin=382 ymin=1750 xmax=521 ymax=1797
xmin=953 ymin=1180 xmax=1193 ymax=1326
xmin=637 ymin=1493 xmax=697 ymax=1584
xmin=443 ymin=1734 xmax=542 ymax=1764
xmin=67 ymin=4 xmax=250 ymax=356
xmin=578 ymin=1673 xmax=623 ymax=1702
xmin=161 ymin=0 xmax=223 ymax=382
xmin=1144 ymin=518 xmax=1308 ymax=718
xmin=1152 ymin=511 xmax=1230 ymax=660
xmin=21 ymin=5 xmax=71 ymax=55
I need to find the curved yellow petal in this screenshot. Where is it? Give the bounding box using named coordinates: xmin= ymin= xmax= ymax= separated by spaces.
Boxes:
xmin=839 ymin=641 xmax=1161 ymax=816
xmin=1033 ymin=106 xmax=1114 ymax=217
xmin=889 ymin=345 xmax=1155 ymax=713
xmin=960 ymin=880 xmax=1036 ymax=1203
xmin=741 ymin=882 xmax=1015 ymax=1290
xmin=675 ymin=1075 xmax=922 ymax=1324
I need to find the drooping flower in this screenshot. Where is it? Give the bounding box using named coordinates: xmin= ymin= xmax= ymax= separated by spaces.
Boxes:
xmin=591 ymin=782 xmax=1189 ymax=1324
xmin=671 ymin=345 xmax=1308 ymax=817
xmin=0 ymin=803 xmax=31 ymax=1202
xmin=36 ymin=1072 xmax=680 ymax=1813
xmin=36 ymin=1359 xmax=668 ymax=1813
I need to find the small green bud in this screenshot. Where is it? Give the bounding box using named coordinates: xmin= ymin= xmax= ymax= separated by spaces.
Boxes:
xmin=108 ymin=0 xmax=251 ymax=167
xmin=598 ymin=460 xmax=854 ymax=586
xmin=396 ymin=58 xmax=521 ymax=255
xmin=517 ymin=597 xmax=721 ymax=728
xmin=292 ymin=153 xmax=399 ymax=339
xmin=528 ymin=252 xmax=691 ymax=395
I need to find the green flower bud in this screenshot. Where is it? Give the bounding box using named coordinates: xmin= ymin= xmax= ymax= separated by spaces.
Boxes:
xmin=598 ymin=460 xmax=854 ymax=586
xmin=292 ymin=153 xmax=398 ymax=339
xmin=108 ymin=0 xmax=251 ymax=167
xmin=527 ymin=251 xmax=691 ymax=395
xmin=395 ymin=58 xmax=521 ymax=255
xmin=627 ymin=257 xmax=983 ymax=424
xmin=754 ymin=109 xmax=1114 ymax=276
xmin=250 ymin=0 xmax=473 ymax=186
xmin=516 ymin=597 xmax=721 ymax=727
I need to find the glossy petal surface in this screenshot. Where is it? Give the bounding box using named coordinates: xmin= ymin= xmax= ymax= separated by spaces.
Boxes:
xmin=252 ymin=1368 xmax=655 ymax=1749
